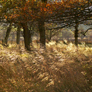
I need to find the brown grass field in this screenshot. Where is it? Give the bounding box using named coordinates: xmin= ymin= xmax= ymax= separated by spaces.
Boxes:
xmin=0 ymin=41 xmax=92 ymax=92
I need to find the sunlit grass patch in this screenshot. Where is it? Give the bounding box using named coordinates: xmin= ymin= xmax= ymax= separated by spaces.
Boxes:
xmin=8 ymin=44 xmax=17 ymax=48
xmin=47 ymin=41 xmax=56 ymax=46
xmin=20 ymin=53 xmax=29 ymax=58
xmin=0 ymin=44 xmax=3 ymax=50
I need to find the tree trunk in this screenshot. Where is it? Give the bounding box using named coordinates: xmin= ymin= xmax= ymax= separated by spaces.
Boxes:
xmin=38 ymin=20 xmax=46 ymax=48
xmin=22 ymin=23 xmax=31 ymax=51
xmin=37 ymin=0 xmax=47 ymax=48
xmin=2 ymin=23 xmax=12 ymax=45
xmin=74 ymin=23 xmax=79 ymax=47
xmin=46 ymin=30 xmax=52 ymax=42
xmin=29 ymin=27 xmax=33 ymax=45
xmin=30 ymin=32 xmax=32 ymax=46
xmin=49 ymin=30 xmax=52 ymax=41
xmin=16 ymin=26 xmax=21 ymax=44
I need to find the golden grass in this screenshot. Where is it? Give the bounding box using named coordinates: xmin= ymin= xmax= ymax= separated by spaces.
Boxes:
xmin=0 ymin=42 xmax=92 ymax=92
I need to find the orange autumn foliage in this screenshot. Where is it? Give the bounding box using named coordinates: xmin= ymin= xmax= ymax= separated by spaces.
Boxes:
xmin=1 ymin=0 xmax=91 ymax=23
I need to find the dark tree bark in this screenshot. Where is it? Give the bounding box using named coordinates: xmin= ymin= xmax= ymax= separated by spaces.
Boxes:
xmin=16 ymin=25 xmax=21 ymax=44
xmin=30 ymin=32 xmax=32 ymax=45
xmin=37 ymin=0 xmax=47 ymax=48
xmin=2 ymin=23 xmax=12 ymax=45
xmin=49 ymin=30 xmax=52 ymax=41
xmin=38 ymin=20 xmax=46 ymax=48
xmin=74 ymin=23 xmax=79 ymax=47
xmin=21 ymin=23 xmax=31 ymax=51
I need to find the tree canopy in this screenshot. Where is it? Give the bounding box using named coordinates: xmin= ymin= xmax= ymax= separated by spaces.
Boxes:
xmin=0 ymin=0 xmax=92 ymax=49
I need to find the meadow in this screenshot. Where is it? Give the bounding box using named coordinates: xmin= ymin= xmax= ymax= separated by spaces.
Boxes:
xmin=0 ymin=41 xmax=92 ymax=92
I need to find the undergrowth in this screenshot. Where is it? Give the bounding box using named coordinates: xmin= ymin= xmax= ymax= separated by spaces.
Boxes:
xmin=0 ymin=42 xmax=92 ymax=92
